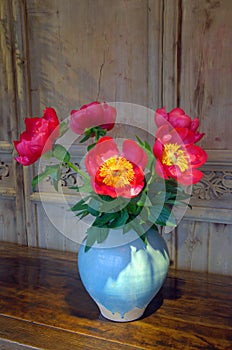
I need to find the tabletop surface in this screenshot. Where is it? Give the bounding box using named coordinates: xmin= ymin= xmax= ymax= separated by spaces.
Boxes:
xmin=0 ymin=242 xmax=231 ymax=350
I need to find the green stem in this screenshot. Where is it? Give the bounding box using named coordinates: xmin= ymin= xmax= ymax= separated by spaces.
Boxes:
xmin=66 ymin=161 xmax=89 ymax=180
xmin=144 ymin=160 xmax=155 ymax=192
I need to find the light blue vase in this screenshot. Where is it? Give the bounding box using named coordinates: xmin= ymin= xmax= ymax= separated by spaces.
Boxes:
xmin=78 ymin=227 xmax=170 ymax=322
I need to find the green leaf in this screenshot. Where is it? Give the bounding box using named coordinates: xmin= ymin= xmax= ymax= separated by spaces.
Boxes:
xmin=85 ymin=227 xmax=98 ymax=252
xmin=135 ymin=136 xmax=154 ymax=170
xmin=126 ymin=202 xmax=138 ymax=214
xmin=96 ymin=227 xmax=109 ymax=243
xmin=31 ymin=164 xmax=61 ymax=192
xmin=156 ymin=206 xmax=176 ymax=226
xmin=85 ymin=226 xmax=109 ymax=252
xmin=136 ymin=191 xmax=147 ymax=207
xmin=78 ymin=211 xmax=89 ymax=220
xmin=92 ymin=126 xmax=107 ymax=141
xmin=93 ymin=212 xmax=117 ymax=227
xmin=76 ymin=126 xmax=108 ymax=144
xmin=122 ymin=223 xmax=131 ymax=235
xmin=148 ymin=191 xmax=166 ymax=205
xmin=151 ymin=223 xmax=159 ymax=232
xmin=126 ymin=217 xmax=146 ymax=238
xmin=87 ymin=195 xmax=129 ymax=214
xmin=109 ymin=209 xmax=129 ymax=228
xmin=135 ymin=136 xmax=144 ymax=147
xmin=50 ymin=165 xmax=61 ymax=191
xmin=74 ymin=210 xmax=89 ymax=219
xmin=80 ymin=128 xmax=93 ymax=143
xmin=87 ymin=198 xmax=102 ymax=216
xmin=53 ymin=144 xmax=70 ymax=162
xmin=87 ymin=143 xmax=97 ymax=151
xmin=144 ymin=140 xmax=152 ymax=152
xmin=148 ymin=205 xmax=162 ymax=223
xmin=71 ymin=198 xmax=89 ymax=212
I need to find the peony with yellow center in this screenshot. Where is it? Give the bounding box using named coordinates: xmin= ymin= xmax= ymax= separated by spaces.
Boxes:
xmin=153 ymin=134 xmax=208 ymax=185
xmin=162 ymin=143 xmax=189 ymax=173
xmin=85 ymin=137 xmax=148 ymax=198
xmin=99 ymin=156 xmax=135 ymax=188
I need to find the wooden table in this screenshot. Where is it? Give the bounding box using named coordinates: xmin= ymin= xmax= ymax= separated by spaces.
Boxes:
xmin=0 ymin=242 xmax=231 ymax=349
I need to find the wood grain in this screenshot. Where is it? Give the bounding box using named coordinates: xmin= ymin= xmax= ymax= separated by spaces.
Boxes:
xmin=0 ymin=0 xmax=232 ymax=274
xmin=0 ymin=0 xmax=16 ymax=142
xmin=0 ymin=242 xmax=231 ymax=349
xmin=179 ymin=0 xmax=232 ymax=150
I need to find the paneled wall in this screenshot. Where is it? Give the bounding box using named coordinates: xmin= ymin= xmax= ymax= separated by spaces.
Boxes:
xmin=0 ymin=0 xmax=231 ymax=274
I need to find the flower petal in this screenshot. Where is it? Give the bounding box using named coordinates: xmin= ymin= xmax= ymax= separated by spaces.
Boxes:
xmin=186 ymin=144 xmax=208 ymax=168
xmin=169 ymin=127 xmax=190 ymax=144
xmin=177 ymin=169 xmax=204 ymax=185
xmin=155 ymin=124 xmax=172 ymax=141
xmin=85 ymin=137 xmax=119 ymax=177
xmin=101 ymin=103 xmax=117 ymax=131
xmin=165 ymin=164 xmax=183 ymax=180
xmin=70 ymin=102 xmax=116 ymax=135
xmin=122 ymin=139 xmax=148 ymax=169
xmin=153 ymin=140 xmax=163 ymax=159
xmin=93 ymin=162 xmax=145 ymax=198
xmin=70 ymin=108 xmax=100 ymax=134
xmin=190 ymin=118 xmax=199 ymax=132
xmin=154 ymin=107 xmax=168 ymax=127
xmin=169 ymin=109 xmax=191 ymax=128
xmin=43 ymin=107 xmax=60 ymax=138
xmin=155 ymin=159 xmax=169 ymax=180
xmin=80 ymin=101 xmax=100 ymax=110
xmin=14 ymin=109 xmax=60 ymax=166
xmin=169 ymin=128 xmax=195 ymax=145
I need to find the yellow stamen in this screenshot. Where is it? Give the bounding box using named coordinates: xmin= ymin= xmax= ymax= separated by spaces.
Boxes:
xmin=162 ymin=143 xmax=188 ymax=172
xmin=99 ymin=156 xmax=135 ymax=188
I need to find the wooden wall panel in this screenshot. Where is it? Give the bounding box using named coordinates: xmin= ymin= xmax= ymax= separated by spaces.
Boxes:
xmin=0 ymin=1 xmax=16 ymax=141
xmin=36 ymin=203 xmax=80 ymax=252
xmin=173 ymin=220 xmax=232 ymax=276
xmin=0 ymin=0 xmax=28 ymax=245
xmin=0 ymin=198 xmax=17 ymax=243
xmin=179 ymin=0 xmax=232 ymax=150
xmin=24 ymin=0 xmax=163 ymax=251
xmin=26 ymin=0 xmax=150 ymax=116
xmin=0 ymin=0 xmax=231 ymax=275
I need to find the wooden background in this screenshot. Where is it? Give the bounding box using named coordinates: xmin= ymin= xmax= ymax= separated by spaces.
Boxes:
xmin=0 ymin=0 xmax=232 ymax=275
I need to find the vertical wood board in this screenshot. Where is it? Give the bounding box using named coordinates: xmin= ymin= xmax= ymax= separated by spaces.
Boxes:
xmin=179 ymin=0 xmax=232 ymax=150
xmin=26 ymin=0 xmax=149 ymax=116
xmin=0 ymin=1 xmax=17 ymax=141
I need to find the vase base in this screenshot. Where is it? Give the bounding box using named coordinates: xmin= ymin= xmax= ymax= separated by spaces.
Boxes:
xmin=97 ymin=303 xmax=145 ymax=322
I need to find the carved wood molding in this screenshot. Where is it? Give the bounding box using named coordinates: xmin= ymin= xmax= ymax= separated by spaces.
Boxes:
xmin=42 ymin=161 xmax=232 ymax=202
xmin=0 ymin=161 xmax=9 ymax=180
xmin=0 ymin=142 xmax=13 ymax=153
xmin=60 ymin=163 xmax=83 ymax=187
xmin=193 ymin=170 xmax=232 ymax=200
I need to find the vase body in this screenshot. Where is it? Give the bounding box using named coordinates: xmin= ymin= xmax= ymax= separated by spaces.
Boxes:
xmin=78 ymin=227 xmax=169 ymax=322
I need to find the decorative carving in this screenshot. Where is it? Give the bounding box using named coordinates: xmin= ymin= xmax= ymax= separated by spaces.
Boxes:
xmin=0 ymin=161 xmax=9 ymax=180
xmin=193 ymin=171 xmax=232 ymax=200
xmin=60 ymin=163 xmax=84 ymax=187
xmin=45 ymin=164 xmax=232 ymax=201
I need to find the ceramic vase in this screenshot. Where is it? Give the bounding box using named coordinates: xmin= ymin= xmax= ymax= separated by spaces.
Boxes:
xmin=78 ymin=227 xmax=169 ymax=322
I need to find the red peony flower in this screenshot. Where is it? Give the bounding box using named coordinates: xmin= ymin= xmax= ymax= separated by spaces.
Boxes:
xmin=153 ymin=135 xmax=207 ymax=185
xmin=70 ymin=101 xmax=116 ymax=135
xmin=85 ymin=136 xmax=148 ymax=198
xmin=155 ymin=107 xmax=204 ymax=143
xmin=14 ymin=108 xmax=60 ymax=166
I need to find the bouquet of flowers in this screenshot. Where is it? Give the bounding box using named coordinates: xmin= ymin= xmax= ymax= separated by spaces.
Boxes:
xmin=14 ymin=102 xmax=207 ymax=250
